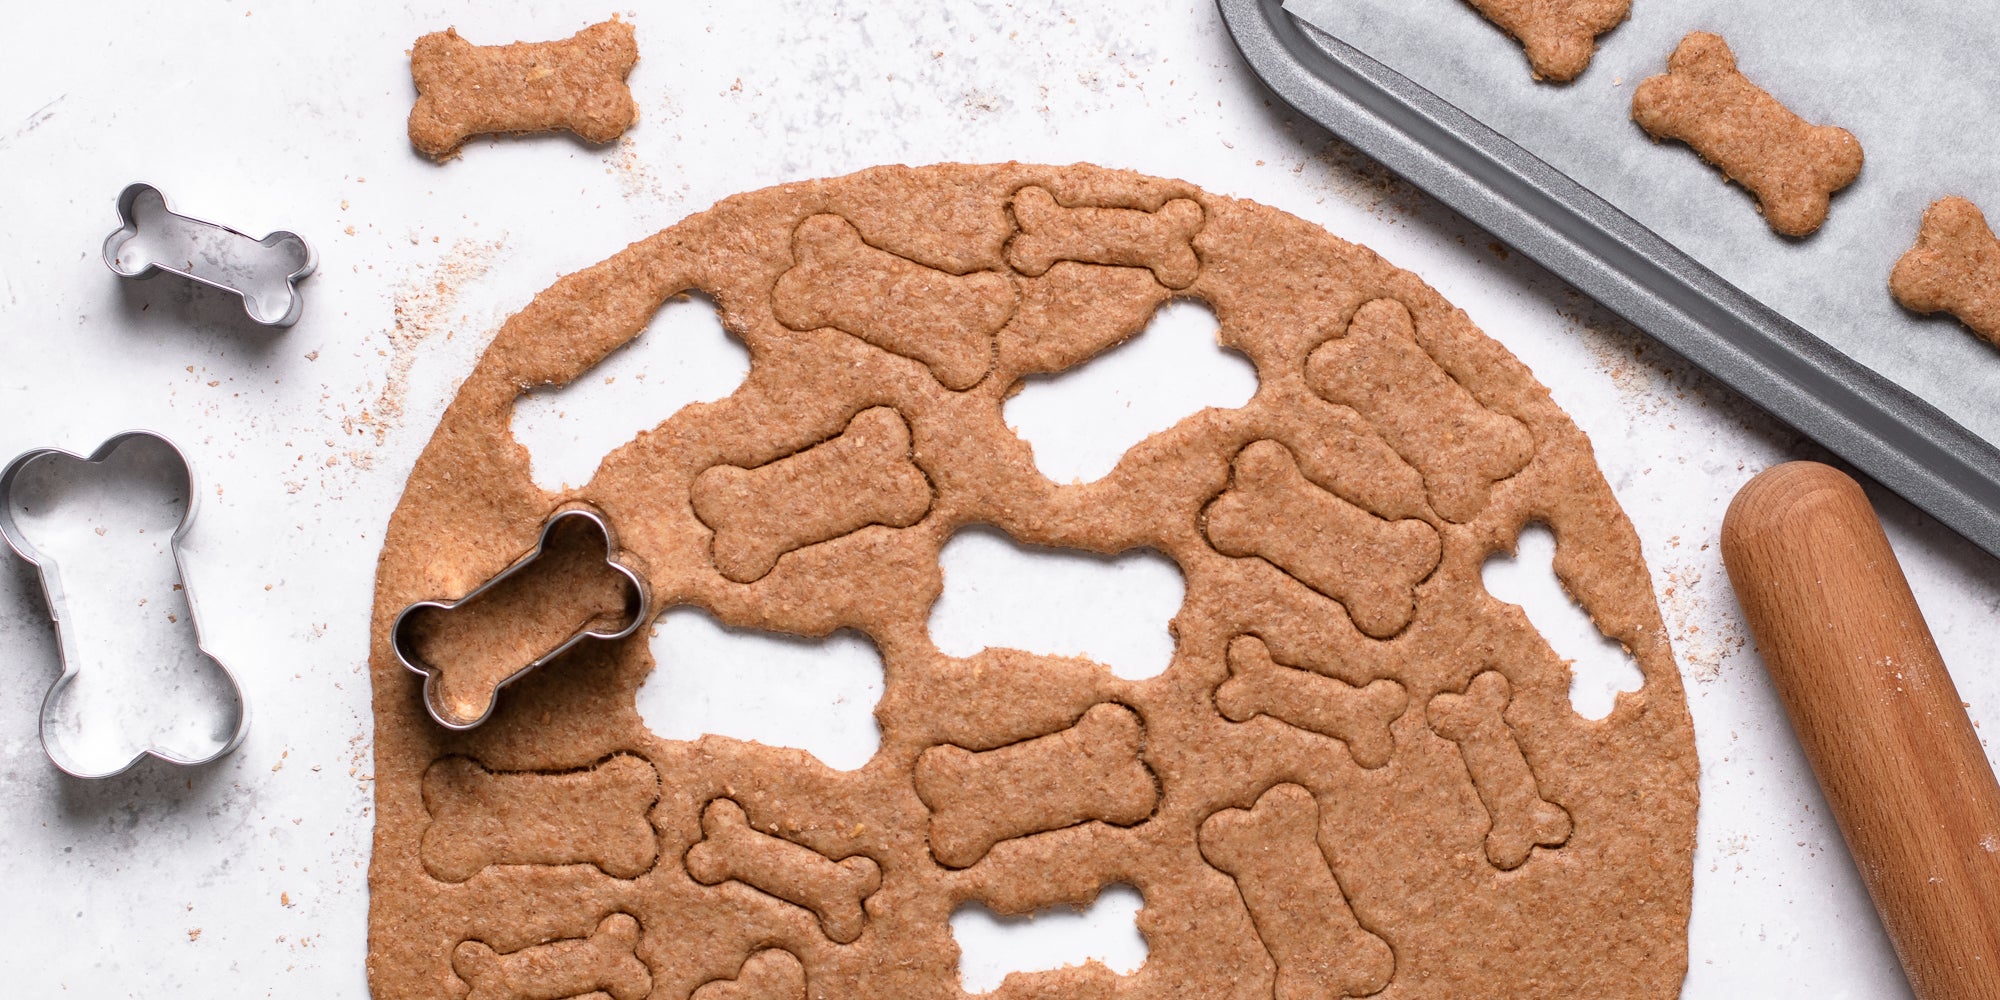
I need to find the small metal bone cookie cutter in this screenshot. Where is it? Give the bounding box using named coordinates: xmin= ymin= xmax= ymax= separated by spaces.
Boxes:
xmin=102 ymin=183 xmax=316 ymax=328
xmin=0 ymin=431 xmax=249 ymax=778
xmin=393 ymin=507 xmax=650 ymax=730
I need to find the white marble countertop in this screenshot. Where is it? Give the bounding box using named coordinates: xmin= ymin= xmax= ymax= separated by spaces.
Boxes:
xmin=1 ymin=2 xmax=1994 ymax=997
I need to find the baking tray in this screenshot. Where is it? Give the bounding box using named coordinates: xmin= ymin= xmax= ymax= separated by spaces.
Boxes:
xmin=1219 ymin=0 xmax=2000 ymax=559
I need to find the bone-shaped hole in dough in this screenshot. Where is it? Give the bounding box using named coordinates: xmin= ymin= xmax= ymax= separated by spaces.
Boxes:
xmin=950 ymin=883 xmax=1148 ymax=993
xmin=512 ymin=291 xmax=748 ymax=492
xmin=1004 ymin=298 xmax=1256 ymax=484
xmin=3 ymin=436 xmax=239 ymax=773
xmin=638 ymin=605 xmax=884 ymax=771
xmin=1480 ymin=523 xmax=1642 ymax=720
xmin=929 ymin=526 xmax=1184 ymax=680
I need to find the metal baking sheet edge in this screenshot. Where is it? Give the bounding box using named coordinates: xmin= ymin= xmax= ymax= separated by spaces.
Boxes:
xmin=1218 ymin=0 xmax=2000 ymax=559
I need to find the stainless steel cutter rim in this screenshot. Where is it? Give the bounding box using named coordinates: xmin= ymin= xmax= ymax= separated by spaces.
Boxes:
xmin=392 ymin=506 xmax=651 ymax=732
xmin=101 ymin=182 xmax=318 ymax=328
xmin=0 ymin=430 xmax=250 ymax=779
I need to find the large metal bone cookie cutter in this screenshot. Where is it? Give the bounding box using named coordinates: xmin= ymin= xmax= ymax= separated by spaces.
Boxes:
xmin=102 ymin=183 xmax=316 ymax=328
xmin=0 ymin=431 xmax=248 ymax=778
xmin=393 ymin=507 xmax=650 ymax=730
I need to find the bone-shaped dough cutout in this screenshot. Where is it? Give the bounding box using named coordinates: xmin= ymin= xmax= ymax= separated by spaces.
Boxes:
xmin=1462 ymin=0 xmax=1629 ymax=83
xmin=772 ymin=214 xmax=1013 ymax=389
xmin=1216 ymin=636 xmax=1406 ymax=769
xmin=1426 ymin=671 xmax=1572 ymax=870
xmin=420 ymin=753 xmax=661 ymax=883
xmin=691 ymin=407 xmax=932 ymax=584
xmin=1891 ymin=196 xmax=2000 ymax=346
xmin=407 ymin=20 xmax=639 ymax=159
xmin=691 ymin=949 xmax=807 ymax=1000
xmin=395 ymin=509 xmax=648 ymax=729
xmin=914 ymin=702 xmax=1159 ymax=869
xmin=685 ymin=798 xmax=883 ymax=944
xmin=1203 ymin=440 xmax=1440 ymax=639
xmin=1306 ymin=298 xmax=1534 ymax=524
xmin=1198 ymin=784 xmax=1395 ymax=1000
xmin=452 ymin=912 xmax=652 ymax=1000
xmin=1630 ymin=32 xmax=1863 ymax=238
xmin=1005 ymin=186 xmax=1204 ymax=289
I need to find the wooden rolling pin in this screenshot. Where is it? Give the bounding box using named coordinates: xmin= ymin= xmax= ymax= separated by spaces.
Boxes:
xmin=1722 ymin=461 xmax=2000 ymax=999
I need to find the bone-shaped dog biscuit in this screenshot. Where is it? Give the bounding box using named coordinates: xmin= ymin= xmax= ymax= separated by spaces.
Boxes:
xmin=420 ymin=753 xmax=660 ymax=883
xmin=1216 ymin=636 xmax=1406 ymax=769
xmin=691 ymin=407 xmax=932 ymax=584
xmin=914 ymin=702 xmax=1159 ymax=869
xmin=1890 ymin=196 xmax=2000 ymax=346
xmin=1463 ymin=0 xmax=1629 ymax=83
xmin=1199 ymin=784 xmax=1395 ymax=1000
xmin=686 ymin=798 xmax=882 ymax=944
xmin=453 ymin=912 xmax=651 ymax=1000
xmin=1006 ymin=186 xmax=1204 ymax=289
xmin=1631 ymin=32 xmax=1863 ymax=238
xmin=1307 ymin=298 xmax=1534 ymax=524
xmin=691 ymin=949 xmax=807 ymax=1000
xmin=408 ymin=20 xmax=639 ymax=159
xmin=1427 ymin=671 xmax=1572 ymax=870
xmin=773 ymin=214 xmax=1013 ymax=389
xmin=1203 ymin=440 xmax=1440 ymax=639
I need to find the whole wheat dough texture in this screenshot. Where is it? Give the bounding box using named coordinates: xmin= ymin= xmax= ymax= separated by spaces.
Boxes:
xmin=1890 ymin=196 xmax=2000 ymax=347
xmin=367 ymin=163 xmax=1698 ymax=999
xmin=1463 ymin=0 xmax=1629 ymax=82
xmin=407 ymin=19 xmax=638 ymax=160
xmin=1631 ymin=32 xmax=1863 ymax=238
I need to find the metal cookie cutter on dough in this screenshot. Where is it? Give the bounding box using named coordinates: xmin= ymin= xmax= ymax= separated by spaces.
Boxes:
xmin=102 ymin=182 xmax=316 ymax=328
xmin=0 ymin=430 xmax=249 ymax=778
xmin=392 ymin=507 xmax=651 ymax=731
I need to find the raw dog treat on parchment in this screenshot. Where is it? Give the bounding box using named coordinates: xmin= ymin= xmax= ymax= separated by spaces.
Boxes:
xmin=366 ymin=163 xmax=1698 ymax=998
xmin=1463 ymin=0 xmax=1630 ymax=82
xmin=1631 ymin=32 xmax=1863 ymax=237
xmin=1891 ymin=196 xmax=2000 ymax=347
xmin=407 ymin=18 xmax=638 ymax=160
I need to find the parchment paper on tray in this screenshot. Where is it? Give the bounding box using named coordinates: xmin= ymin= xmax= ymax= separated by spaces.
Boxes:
xmin=1287 ymin=0 xmax=2000 ymax=444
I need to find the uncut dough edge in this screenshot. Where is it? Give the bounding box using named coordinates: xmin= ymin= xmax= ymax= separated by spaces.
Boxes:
xmin=364 ymin=162 xmax=1697 ymax=1000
